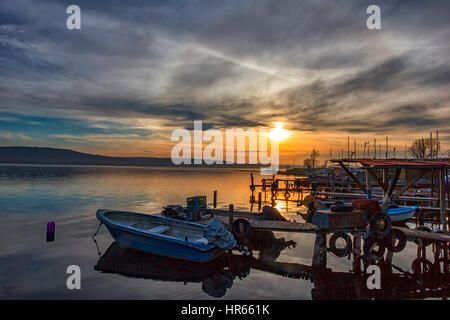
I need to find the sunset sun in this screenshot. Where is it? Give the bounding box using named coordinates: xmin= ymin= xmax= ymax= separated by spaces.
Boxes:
xmin=269 ymin=122 xmax=291 ymax=141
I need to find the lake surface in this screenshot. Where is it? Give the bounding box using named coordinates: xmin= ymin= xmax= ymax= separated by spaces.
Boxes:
xmin=0 ymin=165 xmax=447 ymax=299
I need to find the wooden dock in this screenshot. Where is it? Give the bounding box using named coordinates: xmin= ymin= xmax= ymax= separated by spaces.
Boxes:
xmin=208 ymin=208 xmax=450 ymax=242
xmin=395 ymin=226 xmax=450 ymax=242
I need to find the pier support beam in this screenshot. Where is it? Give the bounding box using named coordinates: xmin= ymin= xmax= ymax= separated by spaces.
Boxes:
xmin=337 ymin=161 xmax=366 ymax=192
xmin=439 ymin=169 xmax=448 ymax=231
xmin=312 ymin=232 xmax=327 ymax=268
xmin=228 ymin=204 xmax=234 ymax=230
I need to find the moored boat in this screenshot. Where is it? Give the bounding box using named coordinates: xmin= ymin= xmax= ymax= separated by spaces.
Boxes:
xmin=96 ymin=209 xmax=226 ymax=263
xmin=299 ymin=204 xmax=417 ymax=222
xmin=387 ymin=206 xmax=417 ymax=222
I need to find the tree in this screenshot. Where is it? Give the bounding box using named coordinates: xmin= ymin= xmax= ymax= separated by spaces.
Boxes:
xmin=310 ymin=148 xmax=320 ymax=168
xmin=303 ymin=158 xmax=312 ymax=170
xmin=408 ymin=137 xmax=441 ymax=159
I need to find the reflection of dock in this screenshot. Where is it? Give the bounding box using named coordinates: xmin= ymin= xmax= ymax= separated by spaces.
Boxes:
xmin=94 ymin=238 xmax=450 ymax=300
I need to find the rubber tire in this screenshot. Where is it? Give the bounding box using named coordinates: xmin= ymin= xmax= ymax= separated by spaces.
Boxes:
xmin=231 ymin=219 xmax=252 ymax=238
xmin=328 ymin=231 xmax=352 ymax=257
xmin=369 ymin=213 xmax=392 ymax=238
xmin=384 ymin=229 xmax=407 ymax=253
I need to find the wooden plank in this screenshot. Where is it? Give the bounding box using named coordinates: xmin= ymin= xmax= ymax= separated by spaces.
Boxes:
xmin=249 ymin=220 xmax=318 ymax=232
xmin=386 ymin=168 xmax=402 ymax=198
xmin=394 ymin=226 xmax=450 ymax=242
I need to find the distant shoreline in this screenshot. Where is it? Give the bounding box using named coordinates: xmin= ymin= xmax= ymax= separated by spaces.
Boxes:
xmin=0 ymin=146 xmax=269 ymax=169
xmin=0 ymin=162 xmax=262 ymax=169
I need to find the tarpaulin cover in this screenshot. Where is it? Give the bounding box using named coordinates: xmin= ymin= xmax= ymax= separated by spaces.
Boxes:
xmin=204 ymin=217 xmax=236 ymax=249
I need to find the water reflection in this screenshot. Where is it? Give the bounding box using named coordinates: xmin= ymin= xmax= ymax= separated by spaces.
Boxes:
xmin=2 ymin=165 xmax=449 ymax=299
xmin=94 ymin=232 xmax=450 ymax=300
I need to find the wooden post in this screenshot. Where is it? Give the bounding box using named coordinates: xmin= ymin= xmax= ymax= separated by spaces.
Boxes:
xmin=352 ymin=234 xmax=362 ymax=273
xmin=382 ymin=168 xmax=388 ymax=198
xmin=331 ymin=171 xmax=335 ymax=194
xmin=258 ymin=192 xmax=262 ymax=212
xmin=228 ymin=204 xmax=234 ymax=229
xmin=439 ymin=168 xmax=448 ymax=231
xmin=213 ymin=190 xmax=217 ymax=208
xmin=365 ymin=170 xmax=371 ymax=199
xmin=312 ymin=232 xmax=327 ymax=268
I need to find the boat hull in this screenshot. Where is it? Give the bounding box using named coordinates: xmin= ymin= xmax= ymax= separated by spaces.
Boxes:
xmin=97 ymin=210 xmax=224 ymax=263
xmin=387 ymin=207 xmax=417 ymax=222
xmin=320 ymin=201 xmax=418 ymax=222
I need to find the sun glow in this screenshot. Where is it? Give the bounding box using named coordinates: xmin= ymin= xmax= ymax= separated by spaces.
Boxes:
xmin=269 ymin=122 xmax=291 ymax=141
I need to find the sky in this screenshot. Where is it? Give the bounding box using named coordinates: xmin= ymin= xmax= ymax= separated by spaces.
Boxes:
xmin=0 ymin=0 xmax=449 ymax=164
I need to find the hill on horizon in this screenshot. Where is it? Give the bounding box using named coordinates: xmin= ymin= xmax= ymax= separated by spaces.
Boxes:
xmin=0 ymin=146 xmax=177 ymax=166
xmin=0 ymin=146 xmax=261 ymax=168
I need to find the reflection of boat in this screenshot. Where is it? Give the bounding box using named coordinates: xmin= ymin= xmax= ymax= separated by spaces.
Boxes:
xmin=96 ymin=210 xmax=224 ymax=262
xmin=94 ymin=241 xmax=239 ymax=298
xmin=94 ymin=241 xmax=225 ymax=282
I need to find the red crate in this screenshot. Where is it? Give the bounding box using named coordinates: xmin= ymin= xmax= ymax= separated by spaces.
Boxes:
xmin=351 ymin=199 xmax=380 ymax=216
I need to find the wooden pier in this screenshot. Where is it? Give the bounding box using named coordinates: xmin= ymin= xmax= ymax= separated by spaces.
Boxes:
xmin=248 ymin=158 xmax=450 ymax=229
xmin=208 ymin=208 xmax=450 ymax=243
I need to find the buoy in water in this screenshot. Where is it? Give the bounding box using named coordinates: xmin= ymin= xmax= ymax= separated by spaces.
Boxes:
xmin=46 ymin=221 xmax=55 ymax=242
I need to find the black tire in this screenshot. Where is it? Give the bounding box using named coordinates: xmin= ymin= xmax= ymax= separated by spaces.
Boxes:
xmin=369 ymin=213 xmax=392 ymax=238
xmin=231 ymin=219 xmax=252 ymax=238
xmin=363 ymin=236 xmax=386 ymax=258
xmin=384 ymin=229 xmax=407 ymax=252
xmin=328 ymin=231 xmax=352 ymax=257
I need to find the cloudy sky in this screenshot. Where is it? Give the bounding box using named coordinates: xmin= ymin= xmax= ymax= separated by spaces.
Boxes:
xmin=0 ymin=0 xmax=449 ymax=163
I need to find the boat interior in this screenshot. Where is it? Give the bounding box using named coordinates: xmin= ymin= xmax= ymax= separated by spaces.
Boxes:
xmin=103 ymin=211 xmax=208 ymax=243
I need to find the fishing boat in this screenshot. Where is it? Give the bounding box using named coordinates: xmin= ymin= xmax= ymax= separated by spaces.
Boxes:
xmin=298 ymin=205 xmax=417 ymax=222
xmin=96 ymin=209 xmax=225 ymax=263
xmin=386 ymin=206 xmax=417 ymax=222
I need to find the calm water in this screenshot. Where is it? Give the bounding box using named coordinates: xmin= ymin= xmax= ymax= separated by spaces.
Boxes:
xmin=0 ymin=165 xmax=445 ymax=299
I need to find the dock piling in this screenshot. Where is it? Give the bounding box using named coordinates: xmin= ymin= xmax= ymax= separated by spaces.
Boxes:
xmin=213 ymin=190 xmax=217 ymax=208
xmin=228 ymin=204 xmax=234 ymax=229
xmin=258 ymin=192 xmax=262 ymax=212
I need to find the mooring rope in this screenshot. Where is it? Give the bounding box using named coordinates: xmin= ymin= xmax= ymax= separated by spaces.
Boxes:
xmin=92 ymin=221 xmax=103 ymax=239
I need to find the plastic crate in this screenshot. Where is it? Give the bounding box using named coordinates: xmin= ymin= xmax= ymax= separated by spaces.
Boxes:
xmin=351 ymin=199 xmax=380 ymax=216
xmin=186 ymin=196 xmax=207 ymax=211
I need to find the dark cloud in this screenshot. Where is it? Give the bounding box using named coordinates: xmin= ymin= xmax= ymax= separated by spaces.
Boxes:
xmin=0 ymin=0 xmax=448 ymax=144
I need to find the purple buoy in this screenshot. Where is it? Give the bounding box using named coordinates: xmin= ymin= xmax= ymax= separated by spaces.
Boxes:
xmin=47 ymin=222 xmax=55 ymax=242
